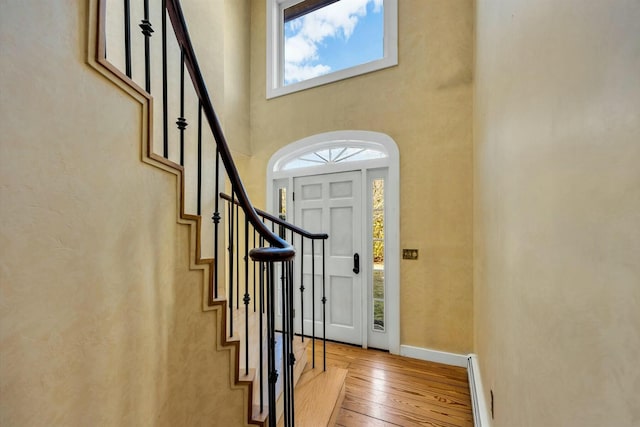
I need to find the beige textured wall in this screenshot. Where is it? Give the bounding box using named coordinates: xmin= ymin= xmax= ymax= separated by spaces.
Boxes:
xmin=249 ymin=0 xmax=474 ymax=354
xmin=0 ymin=0 xmax=247 ymax=425
xmin=474 ymin=0 xmax=640 ymax=425
xmin=224 ymin=0 xmax=252 ymax=158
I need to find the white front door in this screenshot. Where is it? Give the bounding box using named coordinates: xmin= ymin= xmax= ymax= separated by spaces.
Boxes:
xmin=294 ymin=171 xmax=362 ymax=345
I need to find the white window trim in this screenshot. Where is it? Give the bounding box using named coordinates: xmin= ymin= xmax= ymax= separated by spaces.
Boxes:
xmin=266 ymin=0 xmax=398 ymax=99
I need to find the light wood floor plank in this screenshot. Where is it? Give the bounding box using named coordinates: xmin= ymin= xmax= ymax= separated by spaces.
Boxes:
xmin=343 ymin=390 xmax=473 ymax=426
xmin=335 ymin=408 xmax=401 ymax=426
xmin=341 ymin=394 xmax=462 ymax=427
xmin=351 ymin=359 xmax=470 ymax=386
xmin=345 ymin=365 xmax=471 ymax=399
xmin=307 ymin=341 xmax=473 ymax=427
xmin=345 ymin=380 xmax=471 ymax=415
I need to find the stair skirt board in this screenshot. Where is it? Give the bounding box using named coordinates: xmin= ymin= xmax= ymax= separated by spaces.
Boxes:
xmin=399 ymin=344 xmax=468 ymax=367
xmin=467 ymin=354 xmax=492 ymax=427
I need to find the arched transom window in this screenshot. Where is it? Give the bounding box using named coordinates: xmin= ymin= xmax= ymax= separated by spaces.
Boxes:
xmin=282 ymin=145 xmax=387 ymax=170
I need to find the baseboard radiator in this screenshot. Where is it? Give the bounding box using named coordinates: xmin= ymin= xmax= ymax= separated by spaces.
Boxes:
xmin=467 ymin=354 xmax=491 ymax=427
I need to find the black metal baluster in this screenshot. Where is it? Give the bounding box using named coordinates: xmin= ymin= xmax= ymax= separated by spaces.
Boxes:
xmin=228 ymin=190 xmax=235 ymax=337
xmin=267 ymin=262 xmax=277 ymax=427
xmin=124 ymin=0 xmax=132 ymax=77
xmin=311 ymin=239 xmax=315 ymax=369
xmin=281 ymin=260 xmax=290 ymax=427
xmin=278 ymin=221 xmax=288 ymax=420
xmin=288 ymin=259 xmax=296 ymax=425
xmin=139 ymin=0 xmax=153 ymax=93
xmin=261 ymin=231 xmax=266 ymax=315
xmin=289 ymin=230 xmax=295 ymax=345
xmin=259 ymin=259 xmax=264 ymax=413
xmin=161 ymin=0 xmax=168 ymax=157
xmin=322 ymin=239 xmax=327 ymax=372
xmin=177 ymin=48 xmax=187 ymax=166
xmin=244 ymin=216 xmax=250 ymax=376
xmin=212 ymin=147 xmax=220 ymax=299
xmin=197 ymin=102 xmax=202 ymax=215
xmin=288 ymin=259 xmax=294 ymax=427
xmin=253 ymin=228 xmax=257 ymax=312
xmin=271 ymin=219 xmax=276 ymax=321
xmin=235 ymin=202 xmax=240 ymax=309
xmin=300 ymin=238 xmax=304 ymax=342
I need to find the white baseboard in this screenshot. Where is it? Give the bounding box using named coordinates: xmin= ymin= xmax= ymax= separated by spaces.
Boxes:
xmin=399 ymin=344 xmax=468 ymax=367
xmin=467 ymin=353 xmax=491 ymax=427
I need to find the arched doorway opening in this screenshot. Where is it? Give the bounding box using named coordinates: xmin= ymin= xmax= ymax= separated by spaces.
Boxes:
xmin=267 ymin=131 xmax=399 ymax=353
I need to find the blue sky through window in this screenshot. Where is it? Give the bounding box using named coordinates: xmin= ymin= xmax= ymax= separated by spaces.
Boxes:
xmin=284 ymin=0 xmax=384 ymax=85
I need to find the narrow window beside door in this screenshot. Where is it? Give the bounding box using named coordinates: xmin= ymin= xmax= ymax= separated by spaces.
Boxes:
xmin=372 ymin=178 xmax=385 ymax=331
xmin=278 ymin=187 xmax=288 ymax=238
xmin=278 ymin=187 xmax=287 ymax=220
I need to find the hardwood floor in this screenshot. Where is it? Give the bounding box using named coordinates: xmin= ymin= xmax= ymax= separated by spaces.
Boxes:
xmin=306 ymin=341 xmax=473 ymax=427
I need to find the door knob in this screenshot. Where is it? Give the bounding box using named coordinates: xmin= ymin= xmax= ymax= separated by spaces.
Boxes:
xmin=353 ymin=253 xmax=360 ymax=274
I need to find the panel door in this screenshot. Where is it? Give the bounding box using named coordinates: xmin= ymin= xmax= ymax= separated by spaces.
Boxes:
xmin=294 ymin=171 xmax=362 ymax=345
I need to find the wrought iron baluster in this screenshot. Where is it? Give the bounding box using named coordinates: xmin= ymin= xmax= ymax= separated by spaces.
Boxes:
xmin=322 ymin=239 xmax=327 ymax=371
xmin=212 ymin=147 xmax=220 ymax=299
xmin=124 ymin=0 xmax=131 ymax=77
xmin=228 ymin=190 xmax=235 ymax=337
xmin=244 ymin=216 xmax=250 ymax=376
xmin=177 ymin=48 xmax=187 ymax=166
xmin=311 ymin=239 xmax=315 ymax=369
xmin=197 ymin=102 xmax=202 ymax=215
xmin=261 ymin=231 xmax=266 ymax=315
xmin=259 ymin=259 xmax=264 ymax=413
xmin=235 ymin=202 xmax=240 ymax=309
xmin=139 ymin=0 xmax=153 ymax=93
xmin=253 ymin=228 xmax=257 ymax=312
xmin=267 ymin=262 xmax=277 ymax=427
xmin=161 ymin=0 xmax=168 ymax=157
xmin=281 ymin=260 xmax=290 ymax=427
xmin=300 ymin=238 xmax=304 ymax=342
xmin=287 ymin=259 xmax=296 ymax=425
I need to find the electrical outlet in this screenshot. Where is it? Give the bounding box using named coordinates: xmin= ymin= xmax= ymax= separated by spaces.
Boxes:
xmin=402 ymin=249 xmax=419 ymax=260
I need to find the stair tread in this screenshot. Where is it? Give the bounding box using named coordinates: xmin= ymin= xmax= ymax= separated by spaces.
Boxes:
xmin=251 ymin=405 xmax=268 ymax=423
xmin=293 ymin=336 xmax=307 ymax=358
xmin=290 ymin=367 xmax=348 ymax=427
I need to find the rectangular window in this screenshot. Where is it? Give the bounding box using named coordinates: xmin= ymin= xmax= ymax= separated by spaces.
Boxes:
xmin=267 ymin=0 xmax=398 ymax=98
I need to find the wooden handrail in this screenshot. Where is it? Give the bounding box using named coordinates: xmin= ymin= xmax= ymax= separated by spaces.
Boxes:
xmin=165 ymin=0 xmax=294 ymax=262
xmin=220 ymin=193 xmax=329 ymax=240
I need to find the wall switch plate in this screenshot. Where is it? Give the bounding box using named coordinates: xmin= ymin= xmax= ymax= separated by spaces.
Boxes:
xmin=402 ymin=249 xmax=419 ymax=260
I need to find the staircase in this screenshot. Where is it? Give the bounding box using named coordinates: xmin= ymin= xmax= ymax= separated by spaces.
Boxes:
xmin=90 ymin=0 xmax=346 ymax=425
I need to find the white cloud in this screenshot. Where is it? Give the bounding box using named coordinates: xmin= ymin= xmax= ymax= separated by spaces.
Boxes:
xmin=285 ymin=63 xmax=332 ymax=83
xmin=284 ymin=0 xmax=379 ymax=84
xmin=284 ymin=34 xmax=318 ymax=64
